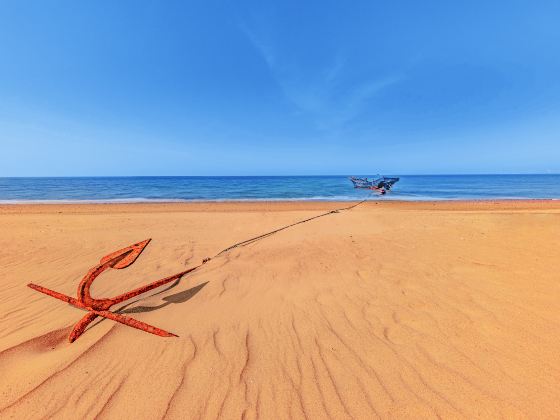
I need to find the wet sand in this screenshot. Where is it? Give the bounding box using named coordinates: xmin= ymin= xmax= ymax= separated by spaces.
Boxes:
xmin=1 ymin=200 xmax=559 ymax=418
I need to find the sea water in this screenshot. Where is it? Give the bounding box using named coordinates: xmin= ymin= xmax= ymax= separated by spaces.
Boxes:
xmin=0 ymin=175 xmax=559 ymax=203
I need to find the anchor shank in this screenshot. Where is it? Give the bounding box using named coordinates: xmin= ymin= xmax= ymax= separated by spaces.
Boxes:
xmin=110 ymin=268 xmax=195 ymax=305
xmin=69 ymin=312 xmax=99 ymax=343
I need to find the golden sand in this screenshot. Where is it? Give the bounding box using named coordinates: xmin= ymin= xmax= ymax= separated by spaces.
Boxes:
xmin=1 ymin=201 xmax=559 ymax=418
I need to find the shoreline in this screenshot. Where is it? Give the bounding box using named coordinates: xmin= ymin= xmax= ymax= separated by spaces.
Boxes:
xmin=2 ymin=199 xmax=560 ymax=214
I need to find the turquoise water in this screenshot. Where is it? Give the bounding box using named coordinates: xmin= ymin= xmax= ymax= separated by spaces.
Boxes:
xmin=0 ymin=175 xmax=559 ymax=202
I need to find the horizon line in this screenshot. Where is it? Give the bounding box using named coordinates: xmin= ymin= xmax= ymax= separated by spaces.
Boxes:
xmin=1 ymin=173 xmax=559 ymax=179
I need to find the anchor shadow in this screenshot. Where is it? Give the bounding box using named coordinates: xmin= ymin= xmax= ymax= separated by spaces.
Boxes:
xmin=119 ymin=281 xmax=208 ymax=314
xmin=86 ymin=280 xmax=208 ymax=333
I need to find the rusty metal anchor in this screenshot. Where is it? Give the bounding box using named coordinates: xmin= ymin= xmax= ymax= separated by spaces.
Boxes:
xmin=28 ymin=239 xmax=195 ymax=342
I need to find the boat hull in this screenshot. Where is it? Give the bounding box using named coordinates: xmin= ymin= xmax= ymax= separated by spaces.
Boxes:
xmin=349 ymin=176 xmax=400 ymax=192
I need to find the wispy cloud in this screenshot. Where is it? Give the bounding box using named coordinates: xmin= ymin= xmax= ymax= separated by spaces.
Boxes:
xmin=240 ymin=21 xmax=403 ymax=131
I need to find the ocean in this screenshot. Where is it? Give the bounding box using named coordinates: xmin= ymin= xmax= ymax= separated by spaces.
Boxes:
xmin=0 ymin=175 xmax=559 ymax=203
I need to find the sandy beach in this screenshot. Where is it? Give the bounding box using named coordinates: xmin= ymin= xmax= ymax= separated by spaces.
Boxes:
xmin=1 ymin=200 xmax=559 ymax=419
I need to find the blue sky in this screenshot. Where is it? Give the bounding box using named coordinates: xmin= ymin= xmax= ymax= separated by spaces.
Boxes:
xmin=1 ymin=0 xmax=559 ymax=176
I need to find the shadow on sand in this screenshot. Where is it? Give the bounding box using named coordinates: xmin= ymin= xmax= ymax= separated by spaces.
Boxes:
xmin=85 ymin=280 xmax=208 ymax=333
xmin=119 ymin=281 xmax=208 ymax=314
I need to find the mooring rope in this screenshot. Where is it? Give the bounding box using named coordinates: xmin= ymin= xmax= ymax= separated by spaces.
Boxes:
xmin=116 ymin=199 xmax=368 ymax=313
xmin=206 ymin=198 xmax=368 ymax=261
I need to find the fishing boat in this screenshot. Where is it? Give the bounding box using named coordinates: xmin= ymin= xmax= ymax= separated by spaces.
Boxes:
xmin=349 ymin=175 xmax=399 ymax=194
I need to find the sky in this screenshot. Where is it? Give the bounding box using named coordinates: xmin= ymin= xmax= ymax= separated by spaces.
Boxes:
xmin=0 ymin=0 xmax=559 ymax=176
